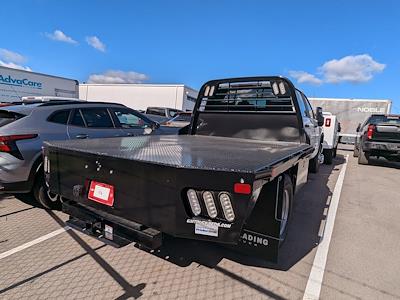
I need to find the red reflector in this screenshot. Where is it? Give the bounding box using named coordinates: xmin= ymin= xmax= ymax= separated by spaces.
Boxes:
xmin=325 ymin=118 xmax=331 ymax=127
xmin=367 ymin=124 xmax=375 ymax=140
xmin=234 ymin=183 xmax=252 ymax=194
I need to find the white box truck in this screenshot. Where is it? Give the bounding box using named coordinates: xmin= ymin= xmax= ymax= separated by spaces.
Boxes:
xmin=308 ymin=98 xmax=392 ymax=143
xmin=0 ymin=66 xmax=79 ymax=102
xmin=79 ymin=84 xmax=198 ymax=112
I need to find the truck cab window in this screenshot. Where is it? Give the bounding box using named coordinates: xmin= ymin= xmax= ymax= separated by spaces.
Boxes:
xmin=295 ymin=90 xmax=307 ymax=119
xmin=146 ymin=108 xmax=164 ymax=116
xmin=302 ymin=94 xmax=315 ymax=119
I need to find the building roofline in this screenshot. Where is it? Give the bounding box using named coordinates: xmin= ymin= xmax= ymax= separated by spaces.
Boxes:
xmin=308 ymin=97 xmax=392 ymax=103
xmin=79 ymin=83 xmax=197 ymax=90
xmin=0 ymin=65 xmax=78 ymax=84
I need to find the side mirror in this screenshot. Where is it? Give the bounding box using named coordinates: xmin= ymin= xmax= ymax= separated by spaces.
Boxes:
xmin=316 ymin=107 xmax=324 ymax=127
xmin=338 ymin=122 xmax=342 ymax=133
xmin=152 ymin=122 xmax=160 ymax=130
xmin=356 ymin=123 xmax=361 ymax=132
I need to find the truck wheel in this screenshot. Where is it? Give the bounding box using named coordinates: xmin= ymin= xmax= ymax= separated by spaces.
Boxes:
xmin=353 ymin=147 xmax=359 ymax=157
xmin=309 ymin=154 xmax=320 ymax=173
xmin=33 ymin=175 xmax=61 ymax=210
xmin=358 ymin=149 xmax=370 ymax=165
xmin=279 ymin=175 xmax=293 ymax=246
xmin=323 ymin=149 xmax=333 ymax=165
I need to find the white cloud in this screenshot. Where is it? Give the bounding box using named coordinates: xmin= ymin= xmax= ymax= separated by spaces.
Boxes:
xmin=0 ymin=49 xmax=26 ymax=64
xmin=288 ymin=71 xmax=322 ymax=85
xmin=289 ymin=54 xmax=385 ymax=85
xmin=0 ymin=48 xmax=31 ymax=71
xmin=46 ymin=30 xmax=77 ymax=44
xmin=86 ymin=36 xmax=106 ymax=52
xmin=0 ymin=60 xmax=31 ymax=71
xmin=87 ymin=70 xmax=149 ymax=84
xmin=319 ymin=54 xmax=385 ymax=83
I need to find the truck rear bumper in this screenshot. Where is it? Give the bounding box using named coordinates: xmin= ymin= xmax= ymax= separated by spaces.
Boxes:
xmin=63 ymin=201 xmax=163 ymax=249
xmin=363 ymin=141 xmax=400 ymax=154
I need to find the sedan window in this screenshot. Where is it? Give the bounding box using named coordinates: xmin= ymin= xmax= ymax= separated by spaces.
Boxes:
xmin=70 ymin=109 xmax=85 ymax=127
xmin=112 ymin=108 xmax=149 ymax=128
xmin=48 ymin=110 xmax=71 ymax=125
xmin=81 ymin=108 xmax=114 ymax=128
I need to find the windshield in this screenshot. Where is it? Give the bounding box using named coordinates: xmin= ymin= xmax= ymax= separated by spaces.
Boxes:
xmin=368 ymin=115 xmax=400 ymax=125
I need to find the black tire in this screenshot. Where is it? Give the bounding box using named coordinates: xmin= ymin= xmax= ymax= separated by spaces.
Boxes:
xmin=353 ymin=147 xmax=359 ymax=157
xmin=279 ymin=175 xmax=293 ymax=247
xmin=323 ymin=149 xmax=333 ymax=165
xmin=309 ymin=154 xmax=320 ymax=173
xmin=333 ymin=147 xmax=337 ymax=158
xmin=33 ymin=175 xmax=61 ymax=210
xmin=358 ymin=149 xmax=370 ymax=165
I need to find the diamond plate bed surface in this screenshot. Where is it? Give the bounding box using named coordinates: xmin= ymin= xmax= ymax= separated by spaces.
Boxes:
xmin=45 ymin=135 xmax=311 ymax=173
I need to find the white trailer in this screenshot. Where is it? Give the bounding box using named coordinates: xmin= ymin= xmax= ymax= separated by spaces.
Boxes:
xmin=0 ymin=66 xmax=78 ymax=102
xmin=79 ymin=84 xmax=198 ymax=111
xmin=322 ymin=112 xmax=339 ymax=164
xmin=309 ymin=97 xmax=392 ymax=143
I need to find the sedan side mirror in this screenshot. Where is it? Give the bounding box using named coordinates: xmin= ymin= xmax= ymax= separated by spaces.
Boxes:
xmin=356 ymin=123 xmax=361 ymax=132
xmin=316 ymin=107 xmax=324 ymax=127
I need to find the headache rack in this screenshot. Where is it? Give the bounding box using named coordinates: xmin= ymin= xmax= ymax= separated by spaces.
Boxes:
xmin=198 ymin=80 xmax=295 ymax=113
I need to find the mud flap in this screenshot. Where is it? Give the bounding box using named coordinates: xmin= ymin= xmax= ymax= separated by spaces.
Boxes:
xmin=233 ymin=175 xmax=286 ymax=263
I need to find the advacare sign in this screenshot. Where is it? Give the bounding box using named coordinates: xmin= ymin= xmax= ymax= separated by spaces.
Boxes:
xmin=0 ymin=74 xmax=42 ymax=89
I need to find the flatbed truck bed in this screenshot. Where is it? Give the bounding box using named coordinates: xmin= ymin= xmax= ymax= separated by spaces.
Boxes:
xmin=44 ymin=76 xmax=323 ymax=262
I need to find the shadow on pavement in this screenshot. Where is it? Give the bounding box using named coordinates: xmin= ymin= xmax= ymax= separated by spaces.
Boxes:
xmin=363 ymin=157 xmax=400 ymax=170
xmin=6 ymin=155 xmax=346 ymax=275
xmin=139 ymin=155 xmax=346 ymax=271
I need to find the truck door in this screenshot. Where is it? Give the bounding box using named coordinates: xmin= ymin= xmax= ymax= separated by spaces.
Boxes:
xmin=296 ymin=91 xmax=319 ymax=154
xmin=109 ymin=107 xmax=153 ymax=136
xmin=67 ymin=107 xmax=123 ymax=139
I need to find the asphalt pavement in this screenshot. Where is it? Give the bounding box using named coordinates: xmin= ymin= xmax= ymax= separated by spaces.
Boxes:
xmin=0 ymin=146 xmax=399 ymax=299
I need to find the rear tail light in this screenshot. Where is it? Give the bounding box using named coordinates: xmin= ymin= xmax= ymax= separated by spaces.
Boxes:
xmin=219 ymin=193 xmax=235 ymax=222
xmin=0 ymin=134 xmax=38 ymax=159
xmin=367 ymin=124 xmax=375 ymax=140
xmin=186 ymin=189 xmax=237 ymax=222
xmin=203 ymin=191 xmax=218 ymax=218
xmin=325 ymin=118 xmax=331 ymax=127
xmin=187 ymin=189 xmax=201 ymax=216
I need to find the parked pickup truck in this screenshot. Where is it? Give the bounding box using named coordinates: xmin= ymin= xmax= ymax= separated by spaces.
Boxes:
xmin=43 ymin=76 xmax=324 ymax=262
xmin=354 ymin=114 xmax=400 ymax=164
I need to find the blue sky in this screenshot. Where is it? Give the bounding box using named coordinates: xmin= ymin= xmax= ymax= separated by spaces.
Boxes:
xmin=1 ymin=0 xmax=399 ymax=112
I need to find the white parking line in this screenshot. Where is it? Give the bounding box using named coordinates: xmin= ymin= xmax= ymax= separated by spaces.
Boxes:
xmin=303 ymin=155 xmax=349 ymax=300
xmin=0 ymin=226 xmax=70 ymax=260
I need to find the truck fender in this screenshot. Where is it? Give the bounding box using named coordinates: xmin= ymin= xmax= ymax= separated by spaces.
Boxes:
xmin=233 ymin=175 xmax=293 ymax=263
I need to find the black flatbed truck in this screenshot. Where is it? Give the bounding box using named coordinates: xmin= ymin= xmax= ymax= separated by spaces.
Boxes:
xmin=44 ymin=76 xmax=323 ymax=262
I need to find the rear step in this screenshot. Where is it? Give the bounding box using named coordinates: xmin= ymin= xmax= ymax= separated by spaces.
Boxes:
xmin=63 ymin=201 xmax=162 ymax=249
